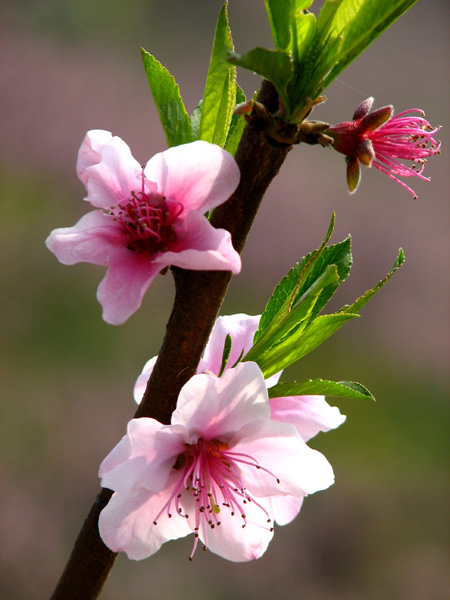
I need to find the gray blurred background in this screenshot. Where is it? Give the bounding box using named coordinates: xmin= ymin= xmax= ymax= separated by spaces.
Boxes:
xmin=1 ymin=1 xmax=449 ymax=599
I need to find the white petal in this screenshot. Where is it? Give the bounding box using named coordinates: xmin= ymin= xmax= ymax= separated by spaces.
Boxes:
xmin=231 ymin=419 xmax=335 ymax=497
xmin=77 ymin=130 xmax=149 ymax=209
xmin=196 ymin=495 xmax=274 ymax=562
xmin=171 ymin=362 xmax=270 ymax=442
xmin=133 ymin=356 xmax=157 ymax=403
xmin=99 ymin=419 xmax=186 ymax=495
xmin=99 ymin=474 xmax=193 ymax=560
xmin=270 ymin=395 xmax=346 ymax=442
xmin=271 ymin=495 xmax=304 ymax=526
xmin=145 ymin=140 xmax=240 ymax=213
xmin=199 ymin=314 xmax=260 ymax=375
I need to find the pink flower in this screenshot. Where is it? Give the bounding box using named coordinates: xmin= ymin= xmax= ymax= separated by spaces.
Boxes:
xmin=99 ymin=362 xmax=335 ymax=561
xmin=135 ymin=313 xmax=346 ymax=442
xmin=46 ymin=131 xmax=241 ymax=324
xmin=326 ymin=97 xmax=441 ymax=198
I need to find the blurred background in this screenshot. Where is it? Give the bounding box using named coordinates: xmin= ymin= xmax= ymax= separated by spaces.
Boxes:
xmin=1 ymin=1 xmax=449 ymax=599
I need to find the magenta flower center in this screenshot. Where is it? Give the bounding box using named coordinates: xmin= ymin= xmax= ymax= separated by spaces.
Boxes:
xmin=111 ymin=189 xmax=182 ymax=255
xmin=153 ymin=438 xmax=279 ymax=559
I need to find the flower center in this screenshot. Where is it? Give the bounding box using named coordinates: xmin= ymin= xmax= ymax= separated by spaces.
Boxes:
xmin=153 ymin=438 xmax=279 ymax=560
xmin=109 ymin=170 xmax=183 ymax=255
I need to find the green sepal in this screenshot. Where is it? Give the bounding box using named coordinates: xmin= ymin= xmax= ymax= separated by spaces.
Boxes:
xmin=198 ymin=2 xmax=236 ymax=147
xmin=141 ymin=49 xmax=193 ymax=147
xmin=218 ymin=333 xmax=232 ymax=377
xmin=268 ymin=378 xmax=375 ymax=401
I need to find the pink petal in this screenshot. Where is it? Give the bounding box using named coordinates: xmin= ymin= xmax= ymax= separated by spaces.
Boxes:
xmin=99 ymin=419 xmax=187 ymax=496
xmin=144 ymin=140 xmax=240 ymax=213
xmin=133 ymin=356 xmax=157 ymax=403
xmin=45 ymin=210 xmax=125 ymax=266
xmin=195 ymin=495 xmax=274 ymax=562
xmin=99 ymin=474 xmax=192 ymax=560
xmin=270 ymin=395 xmax=346 ymax=442
xmin=171 ymin=362 xmax=271 ymax=442
xmin=270 ymin=495 xmax=304 ymax=526
xmin=77 ymin=130 xmax=154 ymax=209
xmin=97 ymin=250 xmax=162 ymax=325
xmin=199 ymin=314 xmax=261 ymax=375
xmin=231 ymin=419 xmax=335 ymax=497
xmin=155 ymin=210 xmax=241 ymax=274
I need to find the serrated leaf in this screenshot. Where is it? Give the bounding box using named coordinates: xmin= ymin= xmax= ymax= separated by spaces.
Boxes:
xmin=224 ymin=84 xmax=247 ymax=156
xmin=258 ymin=312 xmax=359 ymax=378
xmin=264 ymin=0 xmax=292 ymax=50
xmin=340 ymin=249 xmax=405 ymax=314
xmin=268 ymin=378 xmax=375 ymax=400
xmin=198 ymin=3 xmax=236 ymax=147
xmin=141 ymin=49 xmax=193 ymax=147
xmin=254 ymin=213 xmax=352 ymax=345
xmin=245 ymin=264 xmax=340 ymax=367
xmin=289 ymin=0 xmax=419 ymax=115
xmin=227 ymin=47 xmax=293 ymax=111
xmin=319 ymin=0 xmax=420 ymax=92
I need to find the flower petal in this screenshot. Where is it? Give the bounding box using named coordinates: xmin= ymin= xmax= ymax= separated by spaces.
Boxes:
xmin=99 ymin=475 xmax=193 ymax=560
xmin=199 ymin=314 xmax=260 ymax=376
xmin=133 ymin=356 xmax=158 ymax=403
xmin=45 ymin=210 xmax=125 ymax=266
xmin=270 ymin=395 xmax=346 ymax=442
xmin=145 ymin=140 xmax=240 ymax=213
xmin=97 ymin=250 xmax=162 ymax=325
xmin=77 ymin=130 xmax=153 ymax=209
xmin=196 ymin=495 xmax=274 ymax=562
xmin=231 ymin=418 xmax=335 ymax=497
xmin=155 ymin=211 xmax=241 ymax=274
xmin=271 ymin=495 xmax=304 ymax=526
xmin=99 ymin=419 xmax=187 ymax=496
xmin=171 ymin=362 xmax=271 ymax=441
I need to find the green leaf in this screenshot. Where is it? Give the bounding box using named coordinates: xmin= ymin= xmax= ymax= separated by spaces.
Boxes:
xmin=268 ymin=378 xmax=375 ymax=400
xmin=340 ymin=249 xmax=405 ymax=314
xmin=218 ymin=333 xmax=232 ymax=377
xmin=264 ymin=0 xmax=292 ymax=50
xmin=290 ymin=0 xmax=420 ymax=113
xmin=291 ymin=3 xmax=317 ymax=65
xmin=227 ymin=47 xmax=293 ymax=112
xmin=190 ymin=100 xmax=202 ymax=141
xmin=198 ymin=3 xmax=236 ymax=147
xmin=224 ymin=85 xmax=247 ymax=156
xmin=254 ymin=213 xmax=352 ymax=345
xmin=255 ymin=312 xmax=358 ymax=379
xmin=245 ymin=264 xmax=340 ymax=367
xmin=141 ymin=49 xmax=193 ymax=147
xmin=320 ymin=0 xmax=420 ymax=92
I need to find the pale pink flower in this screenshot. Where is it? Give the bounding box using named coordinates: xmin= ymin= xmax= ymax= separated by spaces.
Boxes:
xmin=135 ymin=313 xmax=346 ymax=442
xmin=326 ymin=97 xmax=441 ymax=198
xmin=99 ymin=362 xmax=335 ymax=561
xmin=46 ymin=131 xmax=241 ymax=324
